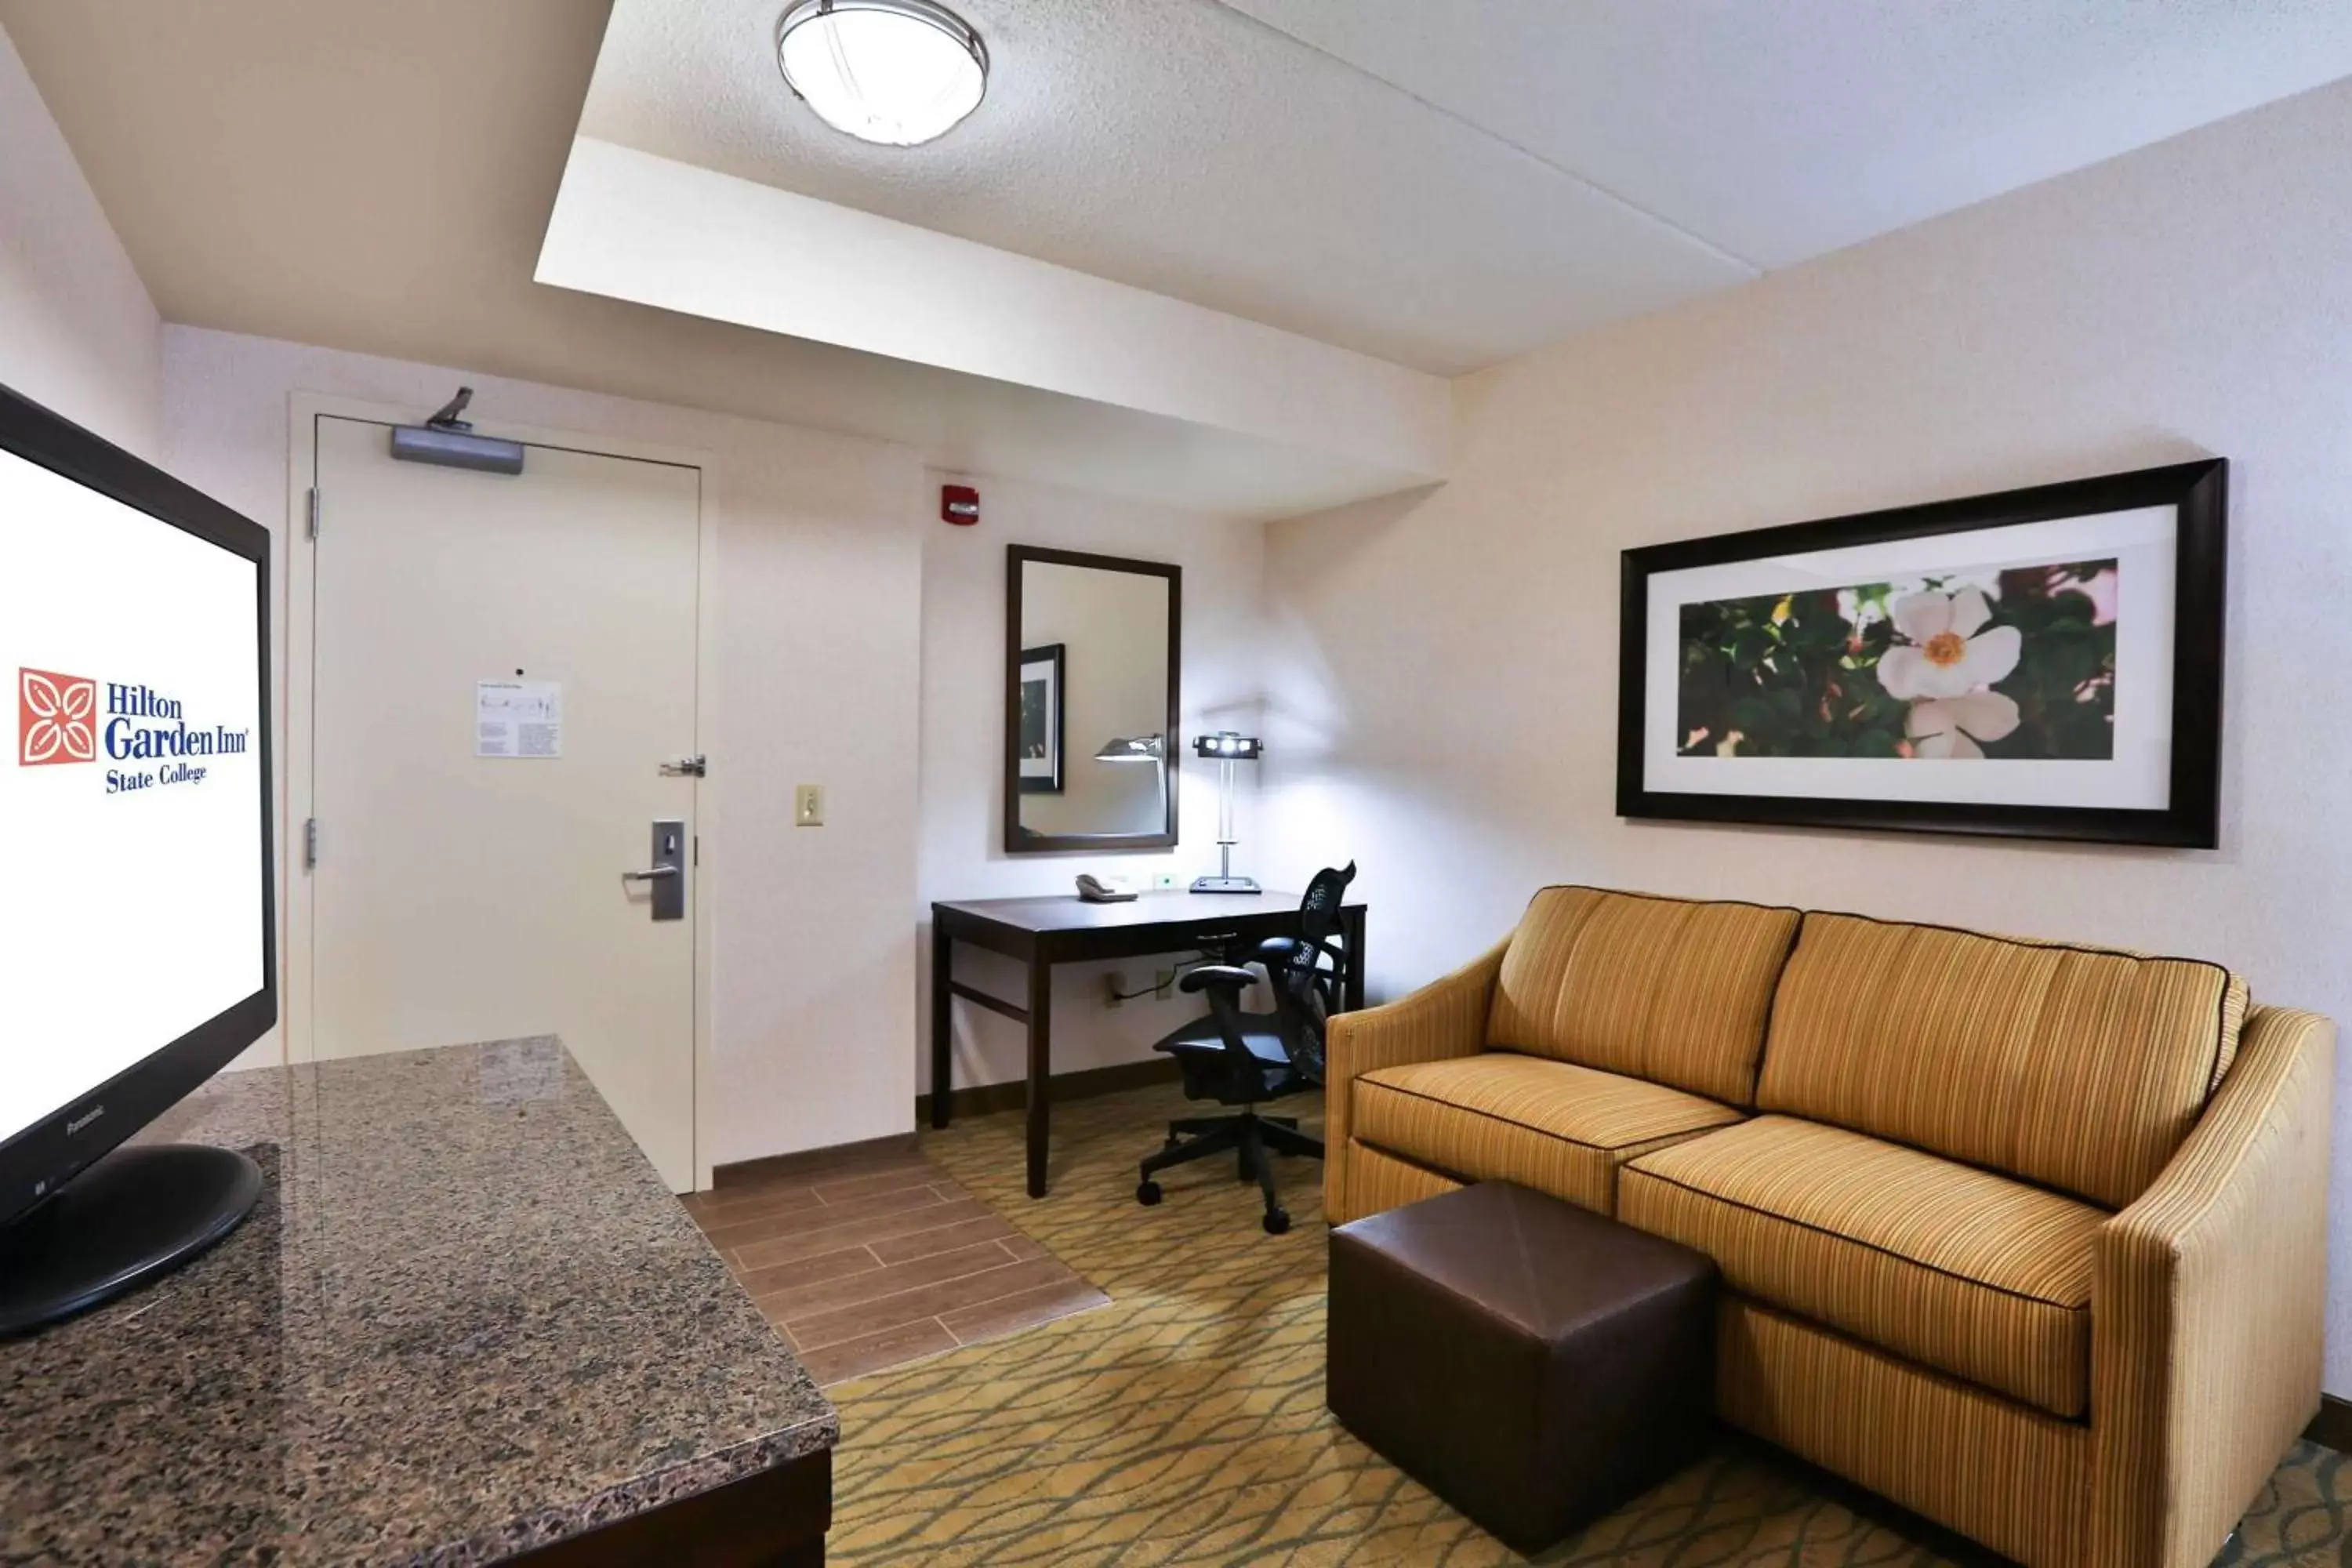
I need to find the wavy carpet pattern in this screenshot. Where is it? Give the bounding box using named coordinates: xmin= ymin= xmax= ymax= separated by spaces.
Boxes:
xmin=823 ymin=1083 xmax=2348 ymax=1566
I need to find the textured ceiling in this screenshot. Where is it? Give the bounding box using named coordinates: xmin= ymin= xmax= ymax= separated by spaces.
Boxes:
xmin=582 ymin=0 xmax=2352 ymax=375
xmin=0 ymin=0 xmax=1421 ymax=517
xmin=13 ymin=0 xmax=2352 ymax=514
xmin=575 ymin=0 xmax=1751 ymax=376
xmin=1224 ymin=0 xmax=2352 ymax=270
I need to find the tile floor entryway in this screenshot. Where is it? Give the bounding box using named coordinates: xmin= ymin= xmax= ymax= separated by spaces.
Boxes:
xmin=684 ymin=1142 xmax=1109 ymax=1385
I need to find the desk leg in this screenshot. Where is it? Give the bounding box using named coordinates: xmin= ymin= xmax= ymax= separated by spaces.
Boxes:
xmin=930 ymin=924 xmax=953 ymax=1130
xmin=1025 ymin=955 xmax=1052 ymax=1198
xmin=1343 ymin=909 xmax=1367 ymax=1012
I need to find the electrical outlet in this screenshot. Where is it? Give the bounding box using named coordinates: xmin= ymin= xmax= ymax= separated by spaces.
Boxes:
xmin=793 ymin=783 xmax=824 ymax=826
xmin=1154 ymin=967 xmax=1177 ymax=1000
xmin=1151 ymin=870 xmax=1178 ymax=890
xmin=1104 ymin=971 xmax=1126 ymax=1009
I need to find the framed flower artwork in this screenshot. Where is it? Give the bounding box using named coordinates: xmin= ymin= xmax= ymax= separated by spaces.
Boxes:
xmin=1616 ymin=459 xmax=2226 ymax=847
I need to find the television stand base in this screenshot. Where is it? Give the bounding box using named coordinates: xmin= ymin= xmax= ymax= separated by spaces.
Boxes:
xmin=0 ymin=1142 xmax=262 ymax=1338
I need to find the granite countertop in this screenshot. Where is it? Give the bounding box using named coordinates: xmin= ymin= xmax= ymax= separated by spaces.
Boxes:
xmin=0 ymin=1039 xmax=837 ymax=1565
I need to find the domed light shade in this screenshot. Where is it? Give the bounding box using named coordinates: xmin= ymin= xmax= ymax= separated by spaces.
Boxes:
xmin=777 ymin=0 xmax=988 ymax=147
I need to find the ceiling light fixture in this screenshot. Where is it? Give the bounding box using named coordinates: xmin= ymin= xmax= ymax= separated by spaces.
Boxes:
xmin=776 ymin=0 xmax=988 ymax=148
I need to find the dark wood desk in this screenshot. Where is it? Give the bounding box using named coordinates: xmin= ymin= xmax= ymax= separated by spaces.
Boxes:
xmin=931 ymin=890 xmax=1367 ymax=1197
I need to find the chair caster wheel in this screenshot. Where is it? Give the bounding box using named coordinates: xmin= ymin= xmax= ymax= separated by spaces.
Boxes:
xmin=1263 ymin=1208 xmax=1290 ymax=1236
xmin=1137 ymin=1181 xmax=1163 ymax=1207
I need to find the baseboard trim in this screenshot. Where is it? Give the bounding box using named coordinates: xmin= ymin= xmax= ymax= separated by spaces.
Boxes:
xmin=915 ymin=1057 xmax=1180 ymax=1124
xmin=711 ymin=1132 xmax=920 ymax=1189
xmin=713 ymin=1058 xmax=1184 ymax=1190
xmin=2304 ymin=1394 xmax=2352 ymax=1454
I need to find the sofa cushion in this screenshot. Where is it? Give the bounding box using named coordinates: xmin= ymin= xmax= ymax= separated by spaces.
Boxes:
xmin=1353 ymin=1053 xmax=1745 ymax=1214
xmin=1757 ymin=912 xmax=2249 ymax=1208
xmin=1486 ymin=887 xmax=1801 ymax=1106
xmin=1621 ymin=1116 xmax=2104 ymax=1418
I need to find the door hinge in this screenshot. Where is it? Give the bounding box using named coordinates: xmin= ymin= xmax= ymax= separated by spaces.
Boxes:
xmin=693 ymin=835 xmax=699 ymax=867
xmin=659 ymin=754 xmax=707 ymax=778
xmin=303 ymin=818 xmax=318 ymax=869
xmin=305 ymin=488 xmax=321 ymax=539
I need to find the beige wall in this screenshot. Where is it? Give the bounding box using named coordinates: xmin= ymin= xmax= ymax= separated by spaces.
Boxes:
xmin=1260 ymin=76 xmax=2352 ymax=1389
xmin=0 ymin=20 xmax=158 ymax=456
xmin=920 ymin=470 xmax=1265 ymax=1091
xmin=162 ymin=326 xmax=926 ymax=1167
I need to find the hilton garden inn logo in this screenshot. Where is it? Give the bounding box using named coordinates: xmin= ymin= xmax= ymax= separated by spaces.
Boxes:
xmin=16 ymin=668 xmax=97 ymax=765
xmin=17 ymin=667 xmax=249 ymax=789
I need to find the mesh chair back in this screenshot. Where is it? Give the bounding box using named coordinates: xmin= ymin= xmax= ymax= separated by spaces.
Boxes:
xmin=1275 ymin=862 xmax=1355 ymax=1079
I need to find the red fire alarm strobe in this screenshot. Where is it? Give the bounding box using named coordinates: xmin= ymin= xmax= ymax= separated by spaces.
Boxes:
xmin=941 ymin=485 xmax=980 ymax=525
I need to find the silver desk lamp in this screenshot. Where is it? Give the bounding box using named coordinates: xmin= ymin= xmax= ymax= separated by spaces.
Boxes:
xmin=1190 ymin=731 xmax=1262 ymax=893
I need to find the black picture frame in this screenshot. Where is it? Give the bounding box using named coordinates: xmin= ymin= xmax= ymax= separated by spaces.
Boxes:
xmin=1004 ymin=544 xmax=1181 ymax=855
xmin=1617 ymin=458 xmax=2227 ymax=848
xmin=1016 ymin=642 xmax=1065 ymax=795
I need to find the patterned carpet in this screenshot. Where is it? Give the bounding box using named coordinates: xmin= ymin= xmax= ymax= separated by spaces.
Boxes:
xmin=823 ymin=1083 xmax=2348 ymax=1567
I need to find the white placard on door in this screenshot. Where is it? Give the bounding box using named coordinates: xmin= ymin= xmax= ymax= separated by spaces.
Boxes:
xmin=476 ymin=679 xmax=563 ymax=758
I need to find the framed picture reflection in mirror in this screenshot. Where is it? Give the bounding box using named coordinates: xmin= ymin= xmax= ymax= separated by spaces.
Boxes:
xmin=1018 ymin=642 xmax=1065 ymax=795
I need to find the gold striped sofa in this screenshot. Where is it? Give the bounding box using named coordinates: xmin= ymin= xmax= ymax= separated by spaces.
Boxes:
xmin=1324 ymin=886 xmax=2335 ymax=1568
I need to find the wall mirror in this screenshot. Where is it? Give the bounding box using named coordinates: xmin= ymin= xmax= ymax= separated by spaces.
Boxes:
xmin=1005 ymin=545 xmax=1181 ymax=853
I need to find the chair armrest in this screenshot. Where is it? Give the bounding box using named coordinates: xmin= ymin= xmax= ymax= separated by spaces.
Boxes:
xmin=1247 ymin=936 xmax=1338 ymax=973
xmin=1323 ymin=938 xmax=1509 ymax=1223
xmin=1179 ymin=964 xmax=1258 ymax=996
xmin=2089 ymin=1004 xmax=2336 ymax=1568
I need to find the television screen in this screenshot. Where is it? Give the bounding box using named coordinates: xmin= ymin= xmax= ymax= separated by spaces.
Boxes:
xmin=2 ymin=441 xmax=266 ymax=1148
xmin=0 ymin=383 xmax=273 ymax=1331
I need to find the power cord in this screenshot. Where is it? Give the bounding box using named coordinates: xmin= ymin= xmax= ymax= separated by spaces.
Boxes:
xmin=1104 ymin=951 xmax=1220 ymax=1002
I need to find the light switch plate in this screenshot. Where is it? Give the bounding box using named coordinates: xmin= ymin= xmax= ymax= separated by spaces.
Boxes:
xmin=1151 ymin=871 xmax=1178 ymax=890
xmin=794 ymin=783 xmax=824 ymax=826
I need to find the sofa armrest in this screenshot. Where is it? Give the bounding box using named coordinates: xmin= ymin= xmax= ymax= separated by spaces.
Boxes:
xmin=1323 ymin=939 xmax=1508 ymax=1223
xmin=2089 ymin=1004 xmax=2336 ymax=1568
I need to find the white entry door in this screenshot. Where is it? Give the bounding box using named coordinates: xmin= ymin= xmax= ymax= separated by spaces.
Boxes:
xmin=307 ymin=413 xmax=702 ymax=1189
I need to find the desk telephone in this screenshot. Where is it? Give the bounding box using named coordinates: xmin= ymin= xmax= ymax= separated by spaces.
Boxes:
xmin=1076 ymin=873 xmax=1141 ymax=903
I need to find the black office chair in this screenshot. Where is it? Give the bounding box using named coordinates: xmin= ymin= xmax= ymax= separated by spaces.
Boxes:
xmin=1134 ymin=863 xmax=1356 ymax=1234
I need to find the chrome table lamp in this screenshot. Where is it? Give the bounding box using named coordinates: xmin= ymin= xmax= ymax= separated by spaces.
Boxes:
xmin=1093 ymin=734 xmax=1166 ymax=765
xmin=1191 ymin=731 xmax=1262 ymax=893
xmin=1092 ymin=732 xmax=1171 ymax=838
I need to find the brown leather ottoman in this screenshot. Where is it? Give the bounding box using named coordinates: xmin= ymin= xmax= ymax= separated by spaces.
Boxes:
xmin=1326 ymin=1180 xmax=1716 ymax=1555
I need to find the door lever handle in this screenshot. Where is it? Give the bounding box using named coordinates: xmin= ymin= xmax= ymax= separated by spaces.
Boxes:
xmin=633 ymin=818 xmax=687 ymax=920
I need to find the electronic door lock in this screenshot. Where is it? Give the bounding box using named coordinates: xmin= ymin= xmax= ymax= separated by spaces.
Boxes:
xmin=626 ymin=819 xmax=687 ymax=920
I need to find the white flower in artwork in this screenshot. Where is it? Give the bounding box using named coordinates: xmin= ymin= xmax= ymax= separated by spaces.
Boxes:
xmin=1875 ymin=587 xmax=2021 ymax=701
xmin=1890 ymin=570 xmax=2005 ymax=604
xmin=1905 ymin=692 xmax=2022 ymax=759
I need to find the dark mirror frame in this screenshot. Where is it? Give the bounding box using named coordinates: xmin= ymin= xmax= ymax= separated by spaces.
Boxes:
xmin=1004 ymin=544 xmax=1182 ymax=854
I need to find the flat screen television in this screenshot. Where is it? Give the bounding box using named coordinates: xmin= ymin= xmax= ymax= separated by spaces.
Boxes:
xmin=0 ymin=381 xmax=275 ymax=1336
